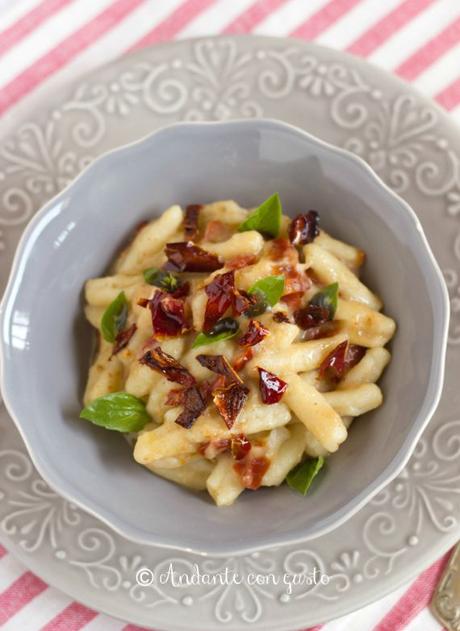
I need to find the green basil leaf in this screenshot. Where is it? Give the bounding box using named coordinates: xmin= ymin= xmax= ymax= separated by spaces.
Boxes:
xmin=248 ymin=275 xmax=285 ymax=307
xmin=143 ymin=267 xmax=180 ymax=292
xmin=238 ymin=193 xmax=282 ymax=238
xmin=286 ymin=456 xmax=325 ymax=495
xmin=80 ymin=392 xmax=150 ymax=432
xmin=101 ymin=292 xmax=128 ymax=342
xmin=309 ymin=282 xmax=339 ymax=320
xmin=192 ymin=318 xmax=240 ymax=348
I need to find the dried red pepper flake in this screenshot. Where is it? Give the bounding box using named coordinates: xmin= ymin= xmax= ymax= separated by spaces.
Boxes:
xmin=111 ymin=323 xmax=137 ymax=357
xmin=233 ymin=288 xmax=252 ymax=316
xmin=269 ymin=238 xmax=299 ymax=264
xmin=175 ymin=384 xmax=209 ymax=429
xmin=196 ymin=354 xmax=243 ymax=384
xmin=294 ymin=303 xmax=330 ymax=330
xmin=183 ymin=204 xmax=202 ymax=240
xmin=257 ymin=367 xmax=288 ymax=404
xmin=301 ymin=320 xmax=342 ymax=341
xmin=288 ymin=211 xmax=319 ymax=246
xmin=226 ymin=254 xmax=258 ymax=270
xmin=319 ymin=341 xmax=366 ymax=382
xmin=164 ymin=241 xmax=222 ymax=273
xmin=213 ymin=382 xmax=249 ymax=429
xmin=272 ymin=311 xmax=291 ymax=323
xmin=140 ymin=291 xmax=190 ymax=337
xmin=281 ymin=267 xmax=311 ymax=295
xmin=232 ymin=347 xmax=254 ymax=372
xmin=203 ymin=271 xmax=236 ymax=331
xmin=198 ymin=438 xmax=232 ymax=458
xmin=345 ymin=344 xmax=366 ymax=370
xmin=231 ymin=434 xmax=251 ymax=461
xmin=238 ymin=320 xmax=269 ymax=347
xmin=203 ymin=220 xmax=233 ymax=243
xmin=165 ymin=387 xmax=187 ymax=407
xmin=234 ymin=456 xmax=270 ymax=490
xmin=140 ymin=347 xmax=195 ymax=387
xmin=170 ymin=281 xmax=190 ymax=299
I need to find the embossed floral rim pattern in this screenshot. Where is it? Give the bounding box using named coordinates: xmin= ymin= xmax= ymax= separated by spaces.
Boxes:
xmin=0 ymin=37 xmax=459 ymax=630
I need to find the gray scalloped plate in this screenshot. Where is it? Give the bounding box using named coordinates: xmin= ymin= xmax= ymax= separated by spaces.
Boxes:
xmin=0 ymin=36 xmax=459 ymax=630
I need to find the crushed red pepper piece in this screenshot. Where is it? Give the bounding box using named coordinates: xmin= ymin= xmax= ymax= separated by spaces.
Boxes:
xmin=234 ymin=456 xmax=270 ymax=490
xmin=294 ymin=303 xmax=330 ymax=330
xmin=272 ymin=311 xmax=291 ymax=323
xmin=232 ymin=347 xmax=253 ymax=372
xmin=174 ymin=385 xmax=210 ymax=429
xmin=139 ymin=291 xmax=189 ymax=337
xmin=183 ymin=204 xmax=202 ymax=241
xmin=140 ymin=346 xmax=195 ymax=387
xmin=203 ymin=271 xmax=236 ymax=332
xmin=257 ymin=367 xmax=288 ymax=404
xmin=238 ymin=320 xmax=269 ymax=347
xmin=319 ymin=341 xmax=366 ymax=382
xmin=164 ymin=241 xmax=222 ymax=273
xmin=111 ymin=323 xmax=137 ymax=357
xmin=288 ymin=211 xmax=319 ymax=246
xmin=231 ymin=434 xmax=251 ymax=461
xmin=196 ymin=354 xmax=242 ymax=384
xmin=213 ymin=381 xmax=249 ymax=429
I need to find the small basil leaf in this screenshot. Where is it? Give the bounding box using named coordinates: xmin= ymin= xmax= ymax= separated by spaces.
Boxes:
xmin=192 ymin=318 xmax=240 ymax=348
xmin=309 ymin=282 xmax=339 ymax=320
xmin=238 ymin=193 xmax=282 ymax=238
xmin=80 ymin=392 xmax=150 ymax=432
xmin=143 ymin=267 xmax=180 ymax=292
xmin=286 ymin=456 xmax=325 ymax=495
xmin=248 ymin=275 xmax=285 ymax=307
xmin=101 ymin=292 xmax=128 ymax=343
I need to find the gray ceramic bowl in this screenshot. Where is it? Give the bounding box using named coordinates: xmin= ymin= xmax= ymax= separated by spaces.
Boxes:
xmin=0 ymin=120 xmax=449 ymax=556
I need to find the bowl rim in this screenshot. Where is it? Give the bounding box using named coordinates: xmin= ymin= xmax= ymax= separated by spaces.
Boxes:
xmin=0 ymin=118 xmax=450 ymax=557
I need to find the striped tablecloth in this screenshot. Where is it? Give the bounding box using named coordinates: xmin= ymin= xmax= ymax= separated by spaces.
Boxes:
xmin=0 ymin=1 xmax=458 ymax=629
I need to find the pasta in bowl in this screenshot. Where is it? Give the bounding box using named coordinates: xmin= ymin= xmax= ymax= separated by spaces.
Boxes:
xmin=0 ymin=119 xmax=448 ymax=553
xmin=81 ymin=194 xmax=395 ymax=506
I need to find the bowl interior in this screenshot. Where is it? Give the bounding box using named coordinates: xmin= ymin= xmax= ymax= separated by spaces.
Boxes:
xmin=0 ymin=121 xmax=445 ymax=555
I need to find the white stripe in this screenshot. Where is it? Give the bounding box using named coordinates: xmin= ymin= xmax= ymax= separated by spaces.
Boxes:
xmin=316 ymin=0 xmax=402 ymax=49
xmin=322 ymin=581 xmax=412 ymax=631
xmin=404 ymin=606 xmax=443 ymax=631
xmin=0 ymin=553 xmax=26 ymax=591
xmin=179 ymin=0 xmax=255 ymax=38
xmin=0 ymin=0 xmax=116 ymax=87
xmin=1 ymin=585 xmax=72 ymax=631
xmin=369 ymin=0 xmax=460 ymax=70
xmin=413 ymin=40 xmax=460 ymax=96
xmin=6 ymin=0 xmax=187 ymax=114
xmin=253 ymin=0 xmax=330 ymax=35
xmin=83 ymin=614 xmax=126 ymax=631
xmin=0 ymin=0 xmax=43 ymax=32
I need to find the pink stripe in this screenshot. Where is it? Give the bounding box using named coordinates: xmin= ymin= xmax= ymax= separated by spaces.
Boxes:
xmin=0 ymin=571 xmax=48 ymax=625
xmin=223 ymin=0 xmax=291 ymax=34
xmin=131 ymin=0 xmax=215 ymax=49
xmin=0 ymin=0 xmax=145 ymax=116
xmin=123 ymin=626 xmax=153 ymax=631
xmin=0 ymin=0 xmax=75 ymax=57
xmin=291 ymin=0 xmax=362 ymax=40
xmin=396 ymin=15 xmax=460 ymax=80
xmin=347 ymin=0 xmax=436 ymax=57
xmin=41 ymin=602 xmax=97 ymax=631
xmin=436 ymin=76 xmax=460 ymax=111
xmin=0 ymin=544 xmax=7 ymax=559
xmin=373 ymin=550 xmax=452 ymax=631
